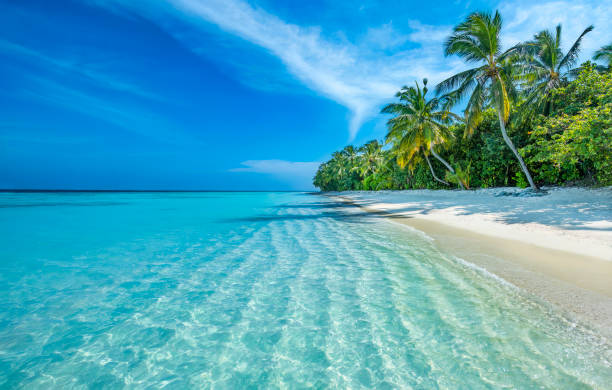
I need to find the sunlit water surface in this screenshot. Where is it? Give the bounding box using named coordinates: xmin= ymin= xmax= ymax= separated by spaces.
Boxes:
xmin=0 ymin=192 xmax=611 ymax=389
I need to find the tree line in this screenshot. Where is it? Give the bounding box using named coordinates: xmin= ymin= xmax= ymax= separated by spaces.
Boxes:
xmin=313 ymin=11 xmax=612 ymax=191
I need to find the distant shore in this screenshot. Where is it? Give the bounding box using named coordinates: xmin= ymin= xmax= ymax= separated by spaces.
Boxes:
xmin=327 ymin=187 xmax=612 ymax=340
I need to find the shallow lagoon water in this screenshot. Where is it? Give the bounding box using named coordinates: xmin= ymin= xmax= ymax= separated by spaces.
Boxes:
xmin=0 ymin=192 xmax=611 ymax=388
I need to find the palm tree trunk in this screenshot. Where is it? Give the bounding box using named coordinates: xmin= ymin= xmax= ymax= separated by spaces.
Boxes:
xmin=429 ymin=145 xmax=465 ymax=190
xmin=497 ymin=111 xmax=538 ymax=190
xmin=424 ymin=153 xmax=449 ymax=186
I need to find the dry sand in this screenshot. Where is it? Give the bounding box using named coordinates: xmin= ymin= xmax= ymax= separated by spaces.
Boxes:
xmin=328 ymin=187 xmax=612 ymax=339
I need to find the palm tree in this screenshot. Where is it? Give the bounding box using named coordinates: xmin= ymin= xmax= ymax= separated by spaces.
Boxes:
xmin=357 ymin=140 xmax=386 ymax=177
xmin=341 ymin=145 xmax=359 ymax=167
xmin=436 ymin=11 xmax=538 ymax=190
xmin=593 ymin=43 xmax=612 ymax=70
xmin=327 ymin=147 xmax=353 ymax=180
xmin=330 ymin=151 xmax=345 ymax=172
xmin=518 ymin=24 xmax=593 ymax=115
xmin=382 ymin=79 xmax=464 ymax=189
xmin=313 ymin=161 xmax=333 ymax=190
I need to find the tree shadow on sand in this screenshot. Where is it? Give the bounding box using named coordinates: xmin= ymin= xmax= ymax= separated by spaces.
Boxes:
xmin=337 ymin=190 xmax=612 ymax=231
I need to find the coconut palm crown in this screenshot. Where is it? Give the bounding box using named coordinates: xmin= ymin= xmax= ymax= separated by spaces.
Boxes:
xmin=357 ymin=140 xmax=386 ymax=177
xmin=382 ymin=78 xmax=463 ymax=188
xmin=518 ymin=24 xmax=593 ymax=115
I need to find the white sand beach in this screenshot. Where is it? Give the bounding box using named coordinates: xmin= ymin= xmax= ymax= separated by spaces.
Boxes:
xmin=333 ymin=187 xmax=612 ymax=260
xmin=330 ymin=187 xmax=612 ymax=339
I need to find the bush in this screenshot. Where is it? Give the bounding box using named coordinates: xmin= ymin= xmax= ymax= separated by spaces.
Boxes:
xmin=522 ymin=64 xmax=612 ymax=186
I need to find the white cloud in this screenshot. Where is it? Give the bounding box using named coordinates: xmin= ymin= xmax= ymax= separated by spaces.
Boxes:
xmin=230 ymin=159 xmax=320 ymax=189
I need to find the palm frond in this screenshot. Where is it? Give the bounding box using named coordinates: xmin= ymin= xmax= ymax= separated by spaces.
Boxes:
xmin=593 ymin=43 xmax=612 ymax=65
xmin=558 ymin=25 xmax=594 ymax=70
xmin=435 ymin=67 xmax=480 ymax=95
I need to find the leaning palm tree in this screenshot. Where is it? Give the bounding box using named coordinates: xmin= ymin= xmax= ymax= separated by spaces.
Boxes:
xmin=436 ymin=11 xmax=538 ymax=190
xmin=388 ymin=138 xmax=449 ymax=186
xmin=518 ymin=24 xmax=593 ymax=115
xmin=593 ymin=43 xmax=612 ymax=70
xmin=382 ymin=79 xmax=463 ymax=189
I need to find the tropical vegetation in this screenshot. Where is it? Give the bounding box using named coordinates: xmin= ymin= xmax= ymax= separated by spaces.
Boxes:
xmin=313 ymin=11 xmax=612 ymax=191
xmin=593 ymin=43 xmax=612 ymax=71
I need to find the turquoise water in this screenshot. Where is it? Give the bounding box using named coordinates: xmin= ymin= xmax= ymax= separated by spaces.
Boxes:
xmin=0 ymin=192 xmax=611 ymax=389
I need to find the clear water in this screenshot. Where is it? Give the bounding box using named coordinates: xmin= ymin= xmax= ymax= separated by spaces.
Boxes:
xmin=0 ymin=192 xmax=611 ymax=389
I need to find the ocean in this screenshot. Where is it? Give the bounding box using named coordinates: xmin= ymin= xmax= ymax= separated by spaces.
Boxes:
xmin=0 ymin=192 xmax=610 ymax=388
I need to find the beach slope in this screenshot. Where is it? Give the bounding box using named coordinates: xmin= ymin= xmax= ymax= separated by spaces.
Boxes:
xmin=329 ymin=187 xmax=612 ymax=339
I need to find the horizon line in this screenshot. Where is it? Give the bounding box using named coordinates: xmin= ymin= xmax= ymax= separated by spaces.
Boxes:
xmin=0 ymin=189 xmax=317 ymax=193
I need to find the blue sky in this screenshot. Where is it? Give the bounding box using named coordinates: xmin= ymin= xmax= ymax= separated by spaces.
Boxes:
xmin=1 ymin=0 xmax=610 ymax=190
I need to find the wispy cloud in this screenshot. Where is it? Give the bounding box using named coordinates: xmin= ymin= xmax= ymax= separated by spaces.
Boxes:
xmin=20 ymin=75 xmax=199 ymax=146
xmin=360 ymin=23 xmax=411 ymax=50
xmin=230 ymin=159 xmax=319 ymax=189
xmin=230 ymin=159 xmax=320 ymax=175
xmin=0 ymin=124 xmax=92 ymax=146
xmin=0 ymin=39 xmax=163 ymax=101
xmin=406 ymin=21 xmax=452 ymax=44
xmin=0 ymin=38 xmax=199 ymax=146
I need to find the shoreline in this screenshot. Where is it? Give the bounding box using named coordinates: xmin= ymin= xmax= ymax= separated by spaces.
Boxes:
xmin=328 ymin=190 xmax=612 ymax=341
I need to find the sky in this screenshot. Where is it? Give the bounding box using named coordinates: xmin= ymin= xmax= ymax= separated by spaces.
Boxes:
xmin=1 ymin=0 xmax=610 ymax=190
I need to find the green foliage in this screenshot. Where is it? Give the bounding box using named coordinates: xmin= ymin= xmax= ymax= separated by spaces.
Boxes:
xmin=521 ymin=65 xmax=612 ymax=186
xmin=445 ymin=161 xmax=471 ymax=189
xmin=314 ymin=105 xmax=533 ymax=191
xmin=549 ymin=62 xmax=612 ymax=115
xmin=513 ymin=172 xmax=529 ymax=188
xmin=446 ymin=111 xmax=524 ymax=188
